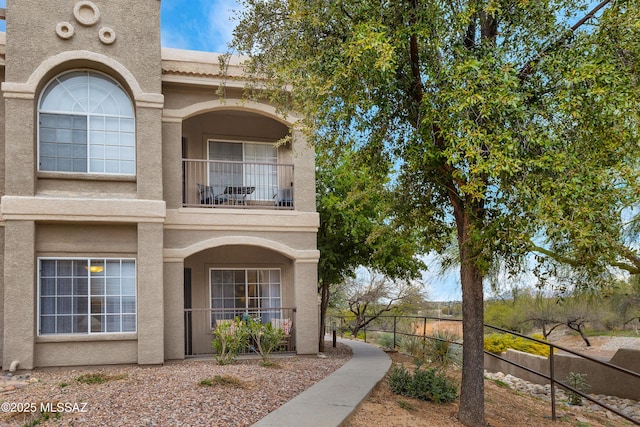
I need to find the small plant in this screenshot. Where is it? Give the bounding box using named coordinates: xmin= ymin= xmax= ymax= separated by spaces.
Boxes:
xmin=211 ymin=318 xmax=248 ymax=365
xmin=58 ymin=382 xmax=68 ymax=388
xmin=397 ymin=399 xmax=415 ymax=411
xmin=199 ymin=374 xmax=244 ymax=388
xmin=492 ymin=378 xmax=508 ymax=388
xmin=400 ymin=335 xmax=425 ymax=359
xmin=376 ymin=332 xmax=397 ymax=350
xmin=423 ymin=331 xmax=461 ymax=367
xmin=245 ymin=316 xmax=285 ymax=365
xmin=76 ymin=373 xmax=126 ymax=385
xmin=387 ymin=364 xmax=458 ymax=404
xmin=566 ymin=372 xmax=590 ymax=406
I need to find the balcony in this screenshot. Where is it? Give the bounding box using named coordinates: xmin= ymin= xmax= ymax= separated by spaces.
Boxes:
xmin=182 ymin=159 xmax=294 ymax=210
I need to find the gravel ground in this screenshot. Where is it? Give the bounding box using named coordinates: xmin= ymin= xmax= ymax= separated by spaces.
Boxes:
xmin=0 ymin=344 xmax=352 ymax=427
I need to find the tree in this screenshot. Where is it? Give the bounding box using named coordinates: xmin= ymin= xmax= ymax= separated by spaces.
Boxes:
xmin=526 ymin=294 xmax=563 ymax=340
xmin=228 ymin=1 xmax=639 ymax=425
xmin=343 ymin=270 xmax=426 ymax=337
xmin=316 ymin=150 xmax=425 ymax=351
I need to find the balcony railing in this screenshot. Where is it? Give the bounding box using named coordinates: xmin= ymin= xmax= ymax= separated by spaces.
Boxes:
xmin=183 ymin=159 xmax=294 ymax=209
xmin=184 ymin=307 xmax=296 ymax=356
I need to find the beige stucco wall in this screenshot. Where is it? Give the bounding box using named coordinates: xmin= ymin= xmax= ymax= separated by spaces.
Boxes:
xmin=5 ymin=0 xmax=161 ymax=94
xmin=35 ymin=339 xmax=137 ymax=367
xmin=0 ymin=0 xmax=319 ymax=368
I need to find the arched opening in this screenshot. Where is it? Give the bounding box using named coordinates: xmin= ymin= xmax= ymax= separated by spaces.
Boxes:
xmin=181 ymin=110 xmax=295 ymax=210
xmin=183 ymin=244 xmax=296 ymax=356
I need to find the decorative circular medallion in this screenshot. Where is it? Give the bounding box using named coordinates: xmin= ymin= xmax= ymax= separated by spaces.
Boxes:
xmin=73 ymin=1 xmax=100 ymax=27
xmin=99 ymin=27 xmax=117 ymax=45
xmin=56 ymin=22 xmax=75 ymax=40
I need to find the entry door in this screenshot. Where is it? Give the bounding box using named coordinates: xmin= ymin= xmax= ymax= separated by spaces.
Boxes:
xmin=184 ymin=268 xmax=192 ymax=356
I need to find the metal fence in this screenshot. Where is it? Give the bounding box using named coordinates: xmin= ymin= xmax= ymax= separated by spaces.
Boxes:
xmin=326 ymin=314 xmax=640 ymax=425
xmin=182 ymin=159 xmax=294 ymax=209
xmin=185 ymin=307 xmax=296 ymax=356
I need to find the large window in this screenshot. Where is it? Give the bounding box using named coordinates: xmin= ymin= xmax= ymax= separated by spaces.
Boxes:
xmin=208 ymin=141 xmax=278 ymax=201
xmin=210 ymin=269 xmax=281 ymax=321
xmin=38 ymin=258 xmax=136 ymax=335
xmin=38 ymin=71 xmax=135 ymax=174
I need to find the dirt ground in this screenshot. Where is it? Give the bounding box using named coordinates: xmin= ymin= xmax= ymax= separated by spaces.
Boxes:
xmin=345 ymin=335 xmax=638 ymax=427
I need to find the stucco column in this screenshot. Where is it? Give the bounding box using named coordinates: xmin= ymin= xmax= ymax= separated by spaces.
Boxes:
xmin=162 ymin=119 xmax=183 ymax=209
xmin=291 ymin=128 xmax=316 ymax=213
xmin=137 ymin=105 xmax=164 ymax=201
xmin=163 ymin=260 xmax=184 ymax=360
xmin=294 ymin=259 xmax=319 ymax=354
xmin=3 ymin=96 xmax=35 ymax=196
xmin=137 ymin=223 xmax=164 ymax=364
xmin=2 ymin=220 xmax=35 ymax=370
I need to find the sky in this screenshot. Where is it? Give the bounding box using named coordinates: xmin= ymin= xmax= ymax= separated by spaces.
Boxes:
xmin=160 ymin=0 xmax=241 ymax=52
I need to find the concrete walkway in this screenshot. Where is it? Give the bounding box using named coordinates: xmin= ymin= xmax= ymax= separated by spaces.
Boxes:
xmin=253 ymin=339 xmax=391 ymax=427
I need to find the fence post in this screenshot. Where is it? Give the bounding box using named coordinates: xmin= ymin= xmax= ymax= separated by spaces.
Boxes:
xmin=550 ymin=344 xmax=556 ymax=421
xmin=422 ymin=316 xmax=427 ymax=347
xmin=393 ymin=316 xmax=397 ymax=349
xmin=363 ymin=316 xmax=367 ymax=343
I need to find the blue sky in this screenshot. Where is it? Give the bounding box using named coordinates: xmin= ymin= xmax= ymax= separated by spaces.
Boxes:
xmin=0 ymin=0 xmax=240 ymax=52
xmin=160 ymin=0 xmax=241 ymax=52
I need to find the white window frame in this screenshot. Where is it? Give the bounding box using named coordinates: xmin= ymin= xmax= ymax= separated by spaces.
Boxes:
xmin=37 ymin=70 xmax=136 ymax=175
xmin=209 ymin=268 xmax=282 ymax=321
xmin=37 ymin=257 xmax=137 ymax=336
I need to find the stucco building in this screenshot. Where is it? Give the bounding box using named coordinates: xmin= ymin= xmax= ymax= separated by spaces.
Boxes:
xmin=0 ymin=0 xmax=319 ymax=370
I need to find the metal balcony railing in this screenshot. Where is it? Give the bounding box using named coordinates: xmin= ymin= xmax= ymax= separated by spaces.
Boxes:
xmin=182 ymin=159 xmax=294 ymax=209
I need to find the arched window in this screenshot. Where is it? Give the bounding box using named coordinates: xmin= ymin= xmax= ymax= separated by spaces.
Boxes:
xmin=38 ymin=70 xmax=135 ymax=174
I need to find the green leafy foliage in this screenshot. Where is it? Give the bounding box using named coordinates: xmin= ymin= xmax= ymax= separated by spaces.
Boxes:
xmin=483 ymin=333 xmax=551 ymax=357
xmin=211 ymin=319 xmax=248 ymax=365
xmin=423 ymin=331 xmax=462 ymax=368
xmin=566 ymin=372 xmax=590 ymax=406
xmin=375 ymin=332 xmax=397 ymax=350
xmin=229 ymin=0 xmax=640 ymax=423
xmin=387 ymin=364 xmax=458 ymax=404
xmin=245 ymin=316 xmax=285 ymax=364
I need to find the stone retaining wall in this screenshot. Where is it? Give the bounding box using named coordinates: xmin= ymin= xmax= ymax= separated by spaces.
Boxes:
xmin=484 ymin=348 xmax=640 ymax=401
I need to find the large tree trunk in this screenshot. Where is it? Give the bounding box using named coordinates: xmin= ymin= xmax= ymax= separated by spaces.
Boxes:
xmin=454 ymin=206 xmax=487 ymax=427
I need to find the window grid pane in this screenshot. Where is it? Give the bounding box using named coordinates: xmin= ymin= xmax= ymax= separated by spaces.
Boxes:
xmin=39 ymin=71 xmax=135 ymax=175
xmin=38 ymin=258 xmax=136 ymax=335
xmin=210 ymin=268 xmax=282 ymax=324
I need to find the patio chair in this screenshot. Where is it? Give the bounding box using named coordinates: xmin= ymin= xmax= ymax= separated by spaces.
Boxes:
xmin=197 ymin=183 xmax=227 ymax=205
xmin=273 ymin=188 xmax=293 ymax=208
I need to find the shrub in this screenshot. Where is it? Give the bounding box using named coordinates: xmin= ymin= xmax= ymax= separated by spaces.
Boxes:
xmin=423 ymin=331 xmax=461 ymax=367
xmin=212 ymin=318 xmax=248 ymax=365
xmin=387 ymin=364 xmax=457 ymax=404
xmin=566 ymin=372 xmax=590 ymax=406
xmin=400 ymin=335 xmax=425 ymax=359
xmin=484 ymin=333 xmax=550 ymax=357
xmin=245 ymin=316 xmax=285 ymax=364
xmin=376 ymin=332 xmax=397 ymax=350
